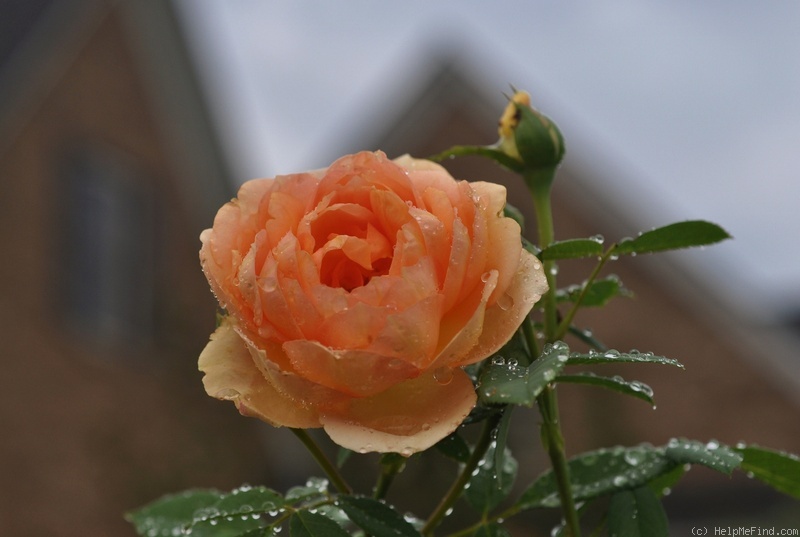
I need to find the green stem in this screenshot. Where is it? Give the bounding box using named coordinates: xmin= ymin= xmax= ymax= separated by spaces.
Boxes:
xmin=538 ymin=387 xmax=581 ymax=536
xmin=374 ymin=454 xmax=406 ymax=500
xmin=290 ymin=429 xmax=352 ymax=495
xmin=521 ymin=315 xmax=540 ymax=366
xmin=422 ymin=413 xmax=501 ymax=536
xmin=529 ymin=179 xmax=558 ymax=342
xmin=553 ymin=245 xmax=617 ymax=342
xmin=526 ymin=167 xmax=582 ymax=537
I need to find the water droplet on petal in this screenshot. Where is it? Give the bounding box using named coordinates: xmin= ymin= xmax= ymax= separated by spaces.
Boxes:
xmin=261 ymin=277 xmax=278 ymax=293
xmin=434 ymin=367 xmax=454 ymax=385
xmin=215 ymin=388 xmax=240 ymax=400
xmin=497 ymin=293 xmax=515 ymax=311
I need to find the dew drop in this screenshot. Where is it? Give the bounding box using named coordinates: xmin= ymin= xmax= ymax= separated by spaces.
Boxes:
xmin=262 ymin=277 xmax=278 ymax=293
xmin=497 ymin=293 xmax=515 ymax=311
xmin=624 ymin=449 xmax=645 ymax=466
xmin=480 ymin=271 xmax=492 ymax=282
xmin=215 ymin=388 xmax=240 ymax=400
xmin=434 ymin=367 xmax=454 ymax=385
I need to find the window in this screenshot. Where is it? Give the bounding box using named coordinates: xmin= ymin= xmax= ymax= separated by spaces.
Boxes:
xmin=58 ymin=144 xmax=155 ymax=347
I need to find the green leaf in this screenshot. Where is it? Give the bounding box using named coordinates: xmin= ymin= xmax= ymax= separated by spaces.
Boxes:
xmin=556 ymin=275 xmax=632 ymax=307
xmin=428 ymin=144 xmax=524 ymax=173
xmin=566 ymin=349 xmax=684 ymax=369
xmin=190 ymin=485 xmax=285 ymax=537
xmin=188 ymin=516 xmax=267 ymax=537
xmin=338 ymin=496 xmax=422 ymax=537
xmin=478 ymin=342 xmax=570 ymax=406
xmin=647 ymin=464 xmax=686 ymax=498
xmin=471 ymin=522 xmax=512 ymax=537
xmin=465 ymin=443 xmax=518 ymax=514
xmin=735 ymin=445 xmax=800 ymax=499
xmin=665 ymin=438 xmax=742 ymax=475
xmin=435 ymin=432 xmax=471 ymax=463
xmin=516 ymin=445 xmax=676 ymax=510
xmin=615 ymin=220 xmax=731 ymax=256
xmin=126 ymin=486 xmax=285 ymax=537
xmin=607 ymin=487 xmax=669 ymax=537
xmin=540 ymin=238 xmax=604 ymax=260
xmin=556 ymin=372 xmax=655 ymax=406
xmin=286 ymin=477 xmax=330 ymax=503
xmin=289 ymin=509 xmax=350 ymax=537
xmin=126 ymin=489 xmax=222 ymax=537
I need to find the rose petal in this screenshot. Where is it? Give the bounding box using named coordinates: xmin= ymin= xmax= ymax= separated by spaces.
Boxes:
xmin=199 ymin=319 xmax=320 ymax=428
xmin=431 ymin=269 xmax=499 ymax=369
xmin=319 ymin=369 xmax=476 ymax=455
xmin=440 ymin=217 xmax=471 ymax=312
xmin=470 ymin=181 xmax=524 ymax=302
xmin=455 ymin=249 xmax=548 ymax=366
xmin=283 ymin=339 xmax=420 ymax=397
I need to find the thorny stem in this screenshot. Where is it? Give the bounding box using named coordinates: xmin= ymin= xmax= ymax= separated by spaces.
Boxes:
xmin=422 ymin=413 xmax=502 ymax=536
xmin=527 ymin=168 xmax=583 ymax=537
xmin=290 ymin=429 xmax=352 ymax=495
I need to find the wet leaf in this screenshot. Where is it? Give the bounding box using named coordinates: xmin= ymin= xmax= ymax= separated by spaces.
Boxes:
xmin=540 ymin=238 xmax=604 ymax=260
xmin=478 ymin=342 xmax=569 ymax=407
xmin=465 ymin=443 xmax=518 ymax=514
xmin=338 ymin=496 xmax=421 ymax=537
xmin=615 ymin=220 xmax=730 ymax=256
xmin=566 ymin=350 xmax=683 ymax=368
xmin=289 ymin=509 xmax=349 ymax=537
xmin=735 ymin=444 xmax=800 ymax=499
xmin=556 ymin=275 xmax=632 ymax=307
xmin=607 ymin=487 xmax=669 ymax=537
xmin=665 ymin=438 xmax=742 ymax=475
xmin=516 ymin=445 xmax=675 ymax=510
xmin=556 ymin=372 xmax=655 ymax=406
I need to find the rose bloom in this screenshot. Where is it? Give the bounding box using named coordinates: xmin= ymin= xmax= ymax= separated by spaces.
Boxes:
xmin=199 ymin=151 xmax=547 ymax=455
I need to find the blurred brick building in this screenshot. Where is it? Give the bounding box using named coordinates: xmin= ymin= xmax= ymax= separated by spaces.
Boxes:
xmin=0 ymin=2 xmax=268 ymax=535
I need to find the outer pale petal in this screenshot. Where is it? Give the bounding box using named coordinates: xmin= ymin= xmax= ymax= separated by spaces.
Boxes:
xmin=431 ymin=269 xmax=499 ymax=369
xmin=319 ymin=369 xmax=476 ymax=455
xmin=455 ymin=249 xmax=548 ymax=366
xmin=470 ymin=181 xmax=525 ymax=302
xmin=199 ymin=319 xmax=320 ymax=428
xmin=283 ymin=339 xmax=420 ymax=397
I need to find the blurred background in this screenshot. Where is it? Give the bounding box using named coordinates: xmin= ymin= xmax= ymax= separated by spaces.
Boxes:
xmin=1 ymin=0 xmax=798 ymax=535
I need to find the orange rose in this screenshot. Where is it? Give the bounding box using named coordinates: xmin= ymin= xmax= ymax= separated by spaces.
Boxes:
xmin=198 ymin=151 xmax=547 ymax=455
